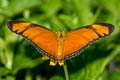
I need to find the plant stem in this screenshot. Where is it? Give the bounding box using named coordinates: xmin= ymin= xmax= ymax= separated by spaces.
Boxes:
xmin=63 ymin=62 xmax=69 ymax=80
xmin=93 ymin=6 xmax=102 ymax=23
xmin=23 ymin=9 xmax=30 ymax=19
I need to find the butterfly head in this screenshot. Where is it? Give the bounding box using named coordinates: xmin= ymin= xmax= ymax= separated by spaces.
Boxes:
xmin=58 ymin=30 xmax=64 ymax=38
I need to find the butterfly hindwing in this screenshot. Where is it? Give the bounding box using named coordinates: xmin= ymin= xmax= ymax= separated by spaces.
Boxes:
xmin=7 ymin=21 xmax=58 ymax=59
xmin=63 ymin=23 xmax=114 ymax=60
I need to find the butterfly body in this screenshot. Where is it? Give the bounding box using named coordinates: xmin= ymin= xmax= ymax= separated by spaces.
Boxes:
xmin=57 ymin=30 xmax=64 ymax=60
xmin=7 ymin=21 xmax=114 ymax=66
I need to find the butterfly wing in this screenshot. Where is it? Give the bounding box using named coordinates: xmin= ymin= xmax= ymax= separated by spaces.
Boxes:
xmin=63 ymin=23 xmax=114 ymax=60
xmin=7 ymin=21 xmax=58 ymax=59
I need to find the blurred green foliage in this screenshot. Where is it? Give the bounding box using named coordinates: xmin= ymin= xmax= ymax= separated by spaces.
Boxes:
xmin=0 ymin=0 xmax=120 ymax=80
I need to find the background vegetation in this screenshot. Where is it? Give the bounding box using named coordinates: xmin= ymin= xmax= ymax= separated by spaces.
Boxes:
xmin=0 ymin=0 xmax=120 ymax=80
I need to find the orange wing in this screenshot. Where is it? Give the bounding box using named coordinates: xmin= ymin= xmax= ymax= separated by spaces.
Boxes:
xmin=7 ymin=21 xmax=58 ymax=59
xmin=63 ymin=23 xmax=114 ymax=60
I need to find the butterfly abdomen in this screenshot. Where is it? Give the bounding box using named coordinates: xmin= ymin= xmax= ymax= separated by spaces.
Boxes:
xmin=56 ymin=30 xmax=65 ymax=61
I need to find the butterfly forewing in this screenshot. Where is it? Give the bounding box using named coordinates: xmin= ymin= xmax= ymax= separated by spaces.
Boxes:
xmin=7 ymin=21 xmax=115 ymax=63
xmin=7 ymin=21 xmax=58 ymax=59
xmin=63 ymin=23 xmax=114 ymax=60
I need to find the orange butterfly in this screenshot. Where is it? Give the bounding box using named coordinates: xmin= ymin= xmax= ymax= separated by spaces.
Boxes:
xmin=7 ymin=21 xmax=114 ymax=66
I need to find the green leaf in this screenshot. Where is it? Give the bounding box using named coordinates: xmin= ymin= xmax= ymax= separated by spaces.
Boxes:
xmin=12 ymin=53 xmax=44 ymax=74
xmin=109 ymin=70 xmax=120 ymax=80
xmin=50 ymin=75 xmax=64 ymax=80
xmin=41 ymin=0 xmax=62 ymax=16
xmin=69 ymin=45 xmax=120 ymax=80
xmin=70 ymin=0 xmax=93 ymax=26
xmin=0 ymin=67 xmax=10 ymax=76
xmin=0 ymin=0 xmax=41 ymax=17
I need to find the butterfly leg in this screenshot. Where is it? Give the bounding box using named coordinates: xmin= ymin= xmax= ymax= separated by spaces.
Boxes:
xmin=50 ymin=59 xmax=57 ymax=66
xmin=58 ymin=61 xmax=64 ymax=66
xmin=42 ymin=56 xmax=49 ymax=60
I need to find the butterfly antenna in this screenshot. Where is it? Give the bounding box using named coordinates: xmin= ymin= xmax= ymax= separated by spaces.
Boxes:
xmin=43 ymin=14 xmax=61 ymax=31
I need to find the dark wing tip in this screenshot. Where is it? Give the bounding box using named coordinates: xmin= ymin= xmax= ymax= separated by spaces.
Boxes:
xmin=6 ymin=21 xmax=26 ymax=30
xmin=6 ymin=21 xmax=13 ymax=30
xmin=96 ymin=23 xmax=115 ymax=34
xmin=108 ymin=24 xmax=115 ymax=34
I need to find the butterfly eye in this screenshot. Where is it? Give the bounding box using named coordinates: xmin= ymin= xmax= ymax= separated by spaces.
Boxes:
xmin=58 ymin=29 xmax=64 ymax=33
xmin=62 ymin=30 xmax=64 ymax=33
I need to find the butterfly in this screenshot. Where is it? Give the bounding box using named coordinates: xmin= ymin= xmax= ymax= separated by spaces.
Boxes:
xmin=6 ymin=21 xmax=114 ymax=66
